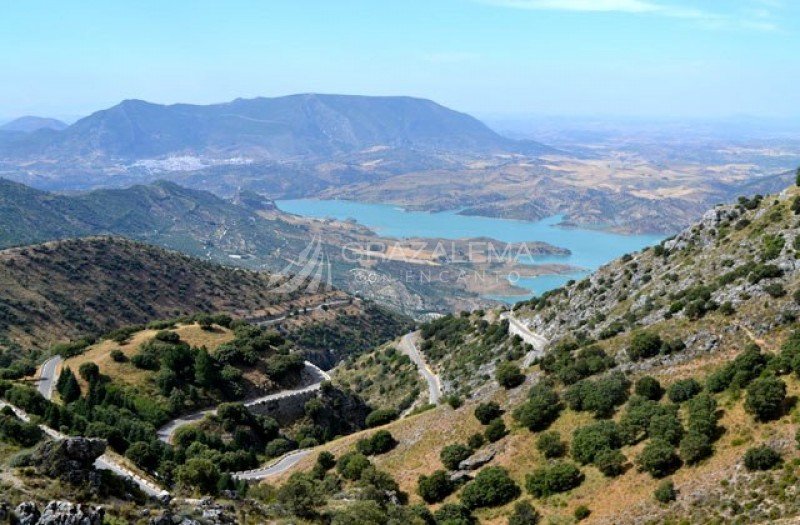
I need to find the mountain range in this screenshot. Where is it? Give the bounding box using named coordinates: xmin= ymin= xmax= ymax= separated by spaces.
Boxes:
xmin=0 ymin=94 xmax=551 ymax=161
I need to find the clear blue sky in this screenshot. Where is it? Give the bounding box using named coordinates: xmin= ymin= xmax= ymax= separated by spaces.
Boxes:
xmin=1 ymin=0 xmax=798 ymax=120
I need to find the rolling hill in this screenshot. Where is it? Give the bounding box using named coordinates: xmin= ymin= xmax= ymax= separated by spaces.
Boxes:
xmin=0 ymin=236 xmax=350 ymax=348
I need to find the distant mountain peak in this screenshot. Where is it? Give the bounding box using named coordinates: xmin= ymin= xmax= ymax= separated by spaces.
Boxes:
xmin=0 ymin=116 xmax=67 ymax=133
xmin=0 ymin=94 xmax=554 ymax=161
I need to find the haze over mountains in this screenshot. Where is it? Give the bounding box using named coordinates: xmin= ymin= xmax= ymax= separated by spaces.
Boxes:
xmin=0 ymin=116 xmax=67 ymax=133
xmin=0 ymin=93 xmax=796 ymax=236
xmin=0 ymin=94 xmax=551 ymax=161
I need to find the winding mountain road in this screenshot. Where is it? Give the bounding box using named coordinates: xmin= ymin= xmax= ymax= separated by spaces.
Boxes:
xmin=37 ymin=355 xmax=63 ymax=400
xmin=0 ymin=399 xmax=169 ymax=499
xmin=398 ymin=331 xmax=442 ymax=406
xmin=157 ymin=360 xmax=331 ymax=443
xmin=232 ymin=449 xmax=314 ymax=480
xmin=501 ymin=311 xmax=549 ymax=366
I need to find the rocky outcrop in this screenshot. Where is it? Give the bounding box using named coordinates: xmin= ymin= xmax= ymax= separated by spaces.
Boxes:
xmin=13 ymin=501 xmax=104 ymax=525
xmin=31 ymin=437 xmax=106 ymax=485
xmin=458 ymin=448 xmax=496 ymax=471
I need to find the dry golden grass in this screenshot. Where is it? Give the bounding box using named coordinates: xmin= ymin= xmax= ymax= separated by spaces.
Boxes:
xmin=63 ymin=323 xmax=234 ymax=392
xmin=267 ymin=326 xmax=800 ymax=524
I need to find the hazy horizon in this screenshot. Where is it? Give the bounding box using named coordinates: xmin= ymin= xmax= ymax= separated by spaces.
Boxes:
xmin=2 ymin=0 xmax=798 ymax=121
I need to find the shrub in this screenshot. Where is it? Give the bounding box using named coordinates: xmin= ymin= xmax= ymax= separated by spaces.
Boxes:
xmin=264 ymin=438 xmax=293 ymax=458
xmin=485 ymin=418 xmax=508 ymax=443
xmin=648 ymin=413 xmax=684 ymax=446
xmin=177 ymin=458 xmax=221 ymax=494
xmin=745 ymin=376 xmax=786 ymax=421
xmin=635 ymin=376 xmax=663 ymax=401
xmin=666 ymin=378 xmax=702 ymax=403
xmin=743 ymin=446 xmax=782 ymax=471
xmin=447 ymin=395 xmax=464 ymax=409
xmin=686 ymin=393 xmax=719 ymax=439
xmin=496 ymin=363 xmax=525 ymax=389
xmin=594 ymin=449 xmax=625 ymax=477
xmin=0 ymin=410 xmax=43 ymax=447
xmin=637 ymin=439 xmax=680 ymax=478
xmin=564 ymin=372 xmax=630 ymax=417
xmin=365 ymin=408 xmax=398 ymax=428
xmin=110 ymin=349 xmax=127 ymax=363
xmin=468 ymin=433 xmax=485 ymax=450
xmin=764 ymin=283 xmax=786 ymax=298
xmin=356 ymin=430 xmax=397 ymax=456
xmin=654 ymin=480 xmax=677 ymax=503
xmin=277 ymin=472 xmax=324 ymax=518
xmin=628 ymin=332 xmax=663 ymax=361
xmin=571 ymin=420 xmax=622 ymax=465
xmin=418 ymin=470 xmax=454 ymax=504
xmin=574 ymin=505 xmax=591 ymax=521
xmin=433 ymin=504 xmax=475 ymax=525
xmin=536 ymin=431 xmax=566 ymax=459
xmin=748 ymin=264 xmax=782 ymax=284
xmin=508 ymin=501 xmax=540 ymax=525
xmin=56 ymin=367 xmax=81 ymax=403
xmin=461 ymin=466 xmax=520 ymax=509
xmin=525 ymin=461 xmax=584 ymax=498
xmin=337 ymin=452 xmax=372 ymax=480
xmin=513 ymin=383 xmax=561 ymax=431
xmin=618 ymin=396 xmax=669 ymax=445
xmin=679 ymin=431 xmax=712 ymax=465
xmin=316 ymin=451 xmax=336 ymax=471
xmin=78 ymin=362 xmax=100 ymax=383
xmin=475 ymin=402 xmax=503 ymax=425
xmin=441 ymin=443 xmax=472 ymax=470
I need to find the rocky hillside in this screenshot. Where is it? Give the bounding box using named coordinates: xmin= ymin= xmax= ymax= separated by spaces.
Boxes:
xmin=516 ymin=188 xmax=800 ymax=350
xmin=251 ymin=184 xmax=800 ymax=524
xmin=0 ymin=236 xmax=366 ymax=349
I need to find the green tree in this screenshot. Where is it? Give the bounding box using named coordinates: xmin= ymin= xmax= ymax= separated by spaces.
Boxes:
xmin=176 ymin=458 xmax=221 ymax=495
xmin=496 ymin=362 xmax=525 ymax=389
xmin=440 ymin=443 xmax=472 ymax=470
xmin=57 ymin=367 xmax=81 ymax=403
xmin=365 ymin=408 xmax=398 ymax=428
xmin=460 ymin=467 xmax=520 ymax=509
xmin=536 ymin=431 xmax=566 ymax=459
xmin=654 ymin=480 xmax=677 ymax=503
xmin=594 ymin=449 xmax=626 ymax=477
xmin=277 ymin=472 xmax=324 ymax=518
xmin=417 ymin=470 xmax=454 ymax=504
xmin=513 ymin=383 xmax=561 ymax=431
xmin=337 ymin=452 xmax=372 ymax=480
xmin=743 ymin=446 xmax=782 ymax=471
xmin=356 ymin=430 xmax=397 ymax=456
xmin=508 ymin=501 xmax=540 ymax=525
xmin=525 ymin=461 xmax=584 ymax=498
xmin=666 ymin=378 xmax=702 ymax=403
xmin=571 ymin=420 xmax=622 ymax=465
xmin=745 ymin=376 xmax=786 ymax=421
xmin=679 ymin=431 xmax=712 ymax=465
xmin=648 ymin=412 xmax=684 ymax=446
xmin=484 ymin=418 xmax=508 ymax=443
xmin=636 ymin=439 xmax=680 ymax=478
xmin=634 ymin=376 xmax=663 ymax=401
xmin=194 ymin=347 xmax=218 ymax=388
xmin=474 ymin=402 xmax=503 ymax=425
xmin=628 ymin=331 xmax=663 ymax=361
xmin=433 ymin=504 xmax=475 ymax=525
xmin=78 ymin=362 xmax=100 ymax=383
